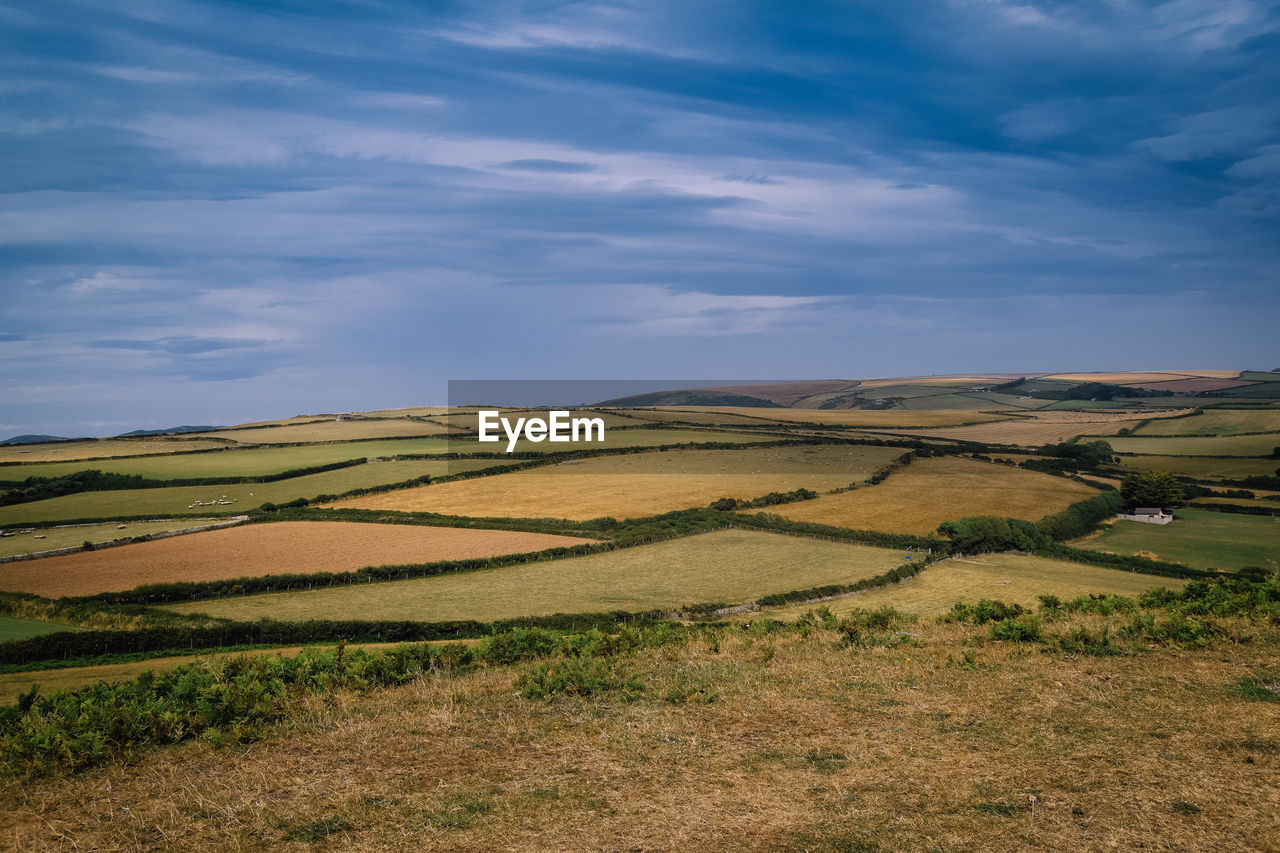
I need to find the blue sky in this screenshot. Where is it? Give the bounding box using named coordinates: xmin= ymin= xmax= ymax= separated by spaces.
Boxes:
xmin=1 ymin=0 xmax=1278 ymax=435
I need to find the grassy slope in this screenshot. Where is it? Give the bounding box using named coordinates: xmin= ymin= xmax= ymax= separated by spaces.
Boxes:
xmin=0 ymin=459 xmax=500 ymax=525
xmin=756 ymin=553 xmax=1186 ymax=620
xmin=1114 ymin=455 xmax=1279 ymax=479
xmin=0 ymin=615 xmax=79 ymax=643
xmin=1103 ymin=433 xmax=1280 ymax=457
xmin=1074 ymin=508 xmax=1280 ymax=571
xmin=4 ymin=622 xmax=1276 ymax=851
xmin=0 ymin=438 xmax=459 ymax=480
xmin=164 ymin=529 xmax=906 ymax=622
xmin=0 ymin=519 xmax=233 ymax=557
xmin=329 ymin=445 xmax=905 ymax=521
xmin=771 ymin=457 xmax=1098 ymax=535
xmin=1134 ymin=409 xmax=1280 ymax=436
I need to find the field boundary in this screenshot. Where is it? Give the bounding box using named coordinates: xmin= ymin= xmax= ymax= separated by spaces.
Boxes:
xmin=0 ymin=517 xmax=249 ymax=564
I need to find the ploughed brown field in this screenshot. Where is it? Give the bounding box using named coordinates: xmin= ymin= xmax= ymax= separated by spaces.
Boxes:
xmin=0 ymin=522 xmax=593 ymax=598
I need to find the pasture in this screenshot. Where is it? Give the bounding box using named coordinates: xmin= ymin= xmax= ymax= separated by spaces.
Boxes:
xmin=1075 ymin=508 xmax=1280 ymax=571
xmin=757 ymin=553 xmax=1186 ymax=619
xmin=200 ymin=418 xmax=452 ymax=445
xmin=0 ymin=437 xmax=233 ymax=464
xmin=1113 ymin=455 xmax=1280 ymax=480
xmin=1134 ymin=409 xmax=1280 ymax=436
xmin=0 ymin=458 xmax=501 ymax=526
xmin=164 ymin=529 xmax=907 ymax=622
xmin=0 ymin=521 xmax=593 ymax=598
xmin=1101 ymin=433 xmax=1280 ymax=457
xmin=329 ymin=444 xmax=907 ymax=520
xmin=0 ymin=519 xmax=233 ymax=558
xmin=0 ymin=615 xmax=78 ymax=643
xmin=893 ymin=410 xmax=1194 ymax=446
xmin=0 ymin=437 xmax=459 ymax=481
xmin=769 ymin=457 xmax=1099 ymax=535
xmin=669 ymin=408 xmax=1012 ymax=427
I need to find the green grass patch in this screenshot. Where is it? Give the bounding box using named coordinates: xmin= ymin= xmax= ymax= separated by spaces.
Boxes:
xmin=1076 ymin=508 xmax=1280 ymax=571
xmin=0 ymin=616 xmax=78 ymax=643
xmin=1101 ymin=433 xmax=1280 ymax=457
xmin=0 ymin=459 xmax=500 ymax=525
xmin=0 ymin=519 xmax=225 ymax=557
xmin=1114 ymin=455 xmax=1280 ymax=480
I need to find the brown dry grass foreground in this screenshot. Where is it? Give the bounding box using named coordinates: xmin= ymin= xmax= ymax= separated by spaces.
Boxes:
xmin=0 ymin=522 xmax=593 ymax=598
xmin=3 ymin=622 xmax=1277 ymax=851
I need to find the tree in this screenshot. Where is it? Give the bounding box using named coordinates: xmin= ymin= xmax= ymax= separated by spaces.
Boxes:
xmin=1120 ymin=470 xmax=1184 ymax=510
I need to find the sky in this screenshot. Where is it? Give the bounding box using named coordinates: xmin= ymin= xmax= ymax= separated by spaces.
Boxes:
xmin=1 ymin=0 xmax=1278 ymax=436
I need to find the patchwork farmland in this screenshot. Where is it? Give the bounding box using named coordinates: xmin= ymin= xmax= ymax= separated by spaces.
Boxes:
xmin=766 ymin=456 xmax=1099 ymax=534
xmin=3 ymin=372 xmax=1278 ymax=852
xmin=0 ymin=521 xmax=594 ymax=598
xmin=165 ymin=529 xmax=908 ymax=623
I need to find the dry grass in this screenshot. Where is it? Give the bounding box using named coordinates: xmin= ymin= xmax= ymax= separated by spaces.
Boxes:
xmin=769 ymin=457 xmax=1099 ymax=535
xmin=163 ymin=529 xmax=906 ymax=623
xmin=3 ymin=622 xmax=1277 ymax=851
xmin=329 ymin=445 xmax=906 ymax=521
xmin=0 ymin=522 xmax=592 ymax=598
xmin=756 ymin=553 xmax=1187 ymax=620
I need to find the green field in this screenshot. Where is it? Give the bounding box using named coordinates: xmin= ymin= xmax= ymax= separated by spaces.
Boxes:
xmin=165 ymin=529 xmax=907 ymax=622
xmin=0 ymin=438 xmax=460 ymax=481
xmin=1113 ymin=455 xmax=1280 ymax=479
xmin=0 ymin=519 xmax=234 ymax=557
xmin=1100 ymin=433 xmax=1280 ymax=457
xmin=756 ymin=553 xmax=1186 ymax=619
xmin=1076 ymin=508 xmax=1280 ymax=571
xmin=1134 ymin=409 xmax=1280 ymax=436
xmin=0 ymin=615 xmax=78 ymax=643
xmin=0 ymin=458 xmax=501 ymax=525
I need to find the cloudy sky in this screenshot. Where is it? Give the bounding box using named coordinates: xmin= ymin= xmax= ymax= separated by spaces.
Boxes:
xmin=2 ymin=0 xmax=1278 ymax=435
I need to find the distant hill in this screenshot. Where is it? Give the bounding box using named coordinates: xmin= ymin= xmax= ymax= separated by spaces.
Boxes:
xmin=596 ymin=389 xmax=785 ymax=408
xmin=118 ymin=426 xmax=221 ymax=437
xmin=0 ymin=434 xmax=73 ymax=445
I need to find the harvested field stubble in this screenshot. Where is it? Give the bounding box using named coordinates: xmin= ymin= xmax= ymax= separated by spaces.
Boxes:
xmin=330 ymin=445 xmax=906 ymax=520
xmin=0 ymin=522 xmax=593 ymax=598
xmin=771 ymin=456 xmax=1098 ymax=534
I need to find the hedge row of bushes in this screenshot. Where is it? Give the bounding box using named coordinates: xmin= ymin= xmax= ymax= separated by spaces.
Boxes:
xmin=1035 ymin=544 xmax=1215 ymax=580
xmin=753 ymin=556 xmax=933 ymax=608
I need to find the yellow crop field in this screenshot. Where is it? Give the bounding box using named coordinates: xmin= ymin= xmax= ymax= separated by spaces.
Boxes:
xmin=0 ymin=521 xmax=593 ymax=598
xmin=660 ymin=407 xmax=1013 ymax=427
xmin=770 ymin=457 xmax=1098 ymax=534
xmin=165 ymin=529 xmax=907 ymax=622
xmin=757 ymin=554 xmax=1186 ymax=619
xmin=328 ymin=445 xmax=906 ymax=520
